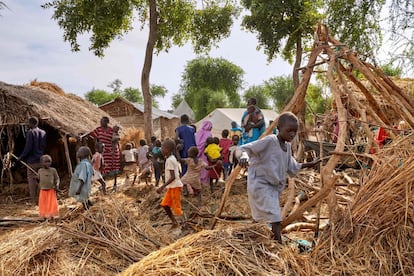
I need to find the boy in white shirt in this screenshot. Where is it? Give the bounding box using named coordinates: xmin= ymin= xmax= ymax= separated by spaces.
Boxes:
xmin=156 ymin=139 xmax=184 ymax=229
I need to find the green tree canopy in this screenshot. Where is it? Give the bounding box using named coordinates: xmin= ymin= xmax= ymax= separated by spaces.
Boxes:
xmin=325 ymin=0 xmax=384 ymax=57
xmin=85 ymin=89 xmax=117 ymax=106
xmin=179 ymin=56 xmax=244 ymax=120
xmin=264 ymin=75 xmax=295 ymax=112
xmin=241 ymin=0 xmax=323 ymax=88
xmin=85 ymin=79 xmax=166 ymax=107
xmin=43 ymin=0 xmax=238 ymax=141
xmin=242 ymin=85 xmax=271 ymax=110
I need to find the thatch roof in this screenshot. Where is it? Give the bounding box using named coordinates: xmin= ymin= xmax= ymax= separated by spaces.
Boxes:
xmin=0 ymin=81 xmax=114 ymax=136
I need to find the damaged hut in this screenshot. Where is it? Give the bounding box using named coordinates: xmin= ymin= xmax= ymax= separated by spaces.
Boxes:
xmin=99 ymin=97 xmax=179 ymax=139
xmin=0 ymin=81 xmax=116 ymax=186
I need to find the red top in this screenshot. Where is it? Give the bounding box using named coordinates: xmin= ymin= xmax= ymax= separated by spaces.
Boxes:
xmin=219 ymin=138 xmax=233 ymax=163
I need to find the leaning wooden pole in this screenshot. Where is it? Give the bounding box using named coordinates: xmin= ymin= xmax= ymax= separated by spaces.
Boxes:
xmin=62 ymin=134 xmax=73 ymax=177
xmin=283 ymin=49 xmax=347 ymax=227
xmin=211 ymin=43 xmax=325 ymax=230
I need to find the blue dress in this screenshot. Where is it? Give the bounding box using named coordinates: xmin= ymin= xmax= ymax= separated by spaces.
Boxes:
xmin=69 ymin=158 xmax=94 ymax=203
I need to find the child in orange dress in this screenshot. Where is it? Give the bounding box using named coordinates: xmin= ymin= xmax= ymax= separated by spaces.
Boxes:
xmin=37 ymin=155 xmax=60 ymax=219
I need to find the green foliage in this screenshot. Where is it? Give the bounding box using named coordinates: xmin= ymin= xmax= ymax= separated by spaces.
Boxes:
xmin=180 ymin=56 xmax=244 ymax=120
xmin=42 ymin=0 xmax=147 ymax=56
xmin=43 ymin=0 xmax=238 ymax=56
xmin=123 ymin=87 xmax=143 ymax=103
xmin=264 ymin=75 xmax=295 ymax=112
xmin=190 ymin=3 xmax=238 ymax=53
xmin=242 ymin=85 xmax=271 ymax=109
xmin=150 ymin=84 xmax=167 ymax=108
xmin=380 ymin=63 xmax=402 ymax=77
xmin=84 ymin=79 xmax=168 ymax=107
xmin=241 ymin=0 xmax=323 ymax=63
xmin=388 ymin=0 xmax=414 ymax=73
xmin=171 ymin=94 xmax=184 ymax=109
xmin=85 ymin=89 xmax=117 ymax=106
xmin=325 ymin=0 xmax=384 ymax=56
xmin=305 ymin=83 xmax=331 ymax=121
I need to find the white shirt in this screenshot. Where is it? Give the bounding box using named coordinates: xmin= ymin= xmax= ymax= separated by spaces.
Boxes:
xmin=122 ymin=149 xmax=136 ymax=162
xmin=165 ymin=154 xmax=183 ymax=189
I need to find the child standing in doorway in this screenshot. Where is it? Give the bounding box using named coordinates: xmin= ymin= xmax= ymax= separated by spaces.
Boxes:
xmin=69 ymin=146 xmax=94 ymax=210
xmin=156 ymin=140 xmax=184 ymax=229
xmin=238 ymin=112 xmax=320 ymax=243
xmin=37 ymin=155 xmax=60 ymax=219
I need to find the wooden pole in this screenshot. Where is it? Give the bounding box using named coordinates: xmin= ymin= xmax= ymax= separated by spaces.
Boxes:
xmin=62 ymin=134 xmax=73 ymax=177
xmin=211 ymin=43 xmax=325 ymax=230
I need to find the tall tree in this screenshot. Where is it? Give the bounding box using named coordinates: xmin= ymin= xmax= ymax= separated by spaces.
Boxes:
xmin=241 ymin=0 xmax=323 ymax=89
xmin=43 ymin=0 xmax=238 ymax=141
xmin=242 ymin=85 xmax=271 ymax=110
xmin=264 ymin=75 xmax=295 ymax=112
xmin=179 ymin=56 xmax=244 ymax=120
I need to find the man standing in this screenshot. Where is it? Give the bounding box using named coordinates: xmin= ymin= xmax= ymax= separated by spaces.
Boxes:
xmin=19 ymin=117 xmax=47 ymax=203
xmin=175 ymin=114 xmax=196 ymax=175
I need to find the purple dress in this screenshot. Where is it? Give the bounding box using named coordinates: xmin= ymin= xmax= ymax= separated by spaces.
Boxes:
xmin=195 ymin=121 xmax=212 ymax=185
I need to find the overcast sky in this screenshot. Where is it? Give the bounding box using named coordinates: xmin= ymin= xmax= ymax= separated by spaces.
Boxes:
xmin=0 ymin=1 xmax=294 ymax=110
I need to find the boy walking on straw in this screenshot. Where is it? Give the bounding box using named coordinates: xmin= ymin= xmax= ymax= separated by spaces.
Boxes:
xmin=156 ymin=139 xmax=184 ymax=229
xmin=37 ymin=155 xmax=59 ymax=219
xmin=238 ymin=112 xmax=320 ymax=243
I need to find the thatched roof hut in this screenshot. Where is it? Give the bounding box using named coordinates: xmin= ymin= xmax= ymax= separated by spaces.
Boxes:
xmin=0 ymin=81 xmax=116 ymax=185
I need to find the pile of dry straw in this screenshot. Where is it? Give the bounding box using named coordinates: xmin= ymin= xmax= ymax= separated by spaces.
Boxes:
xmin=121 ymin=135 xmax=413 ymax=275
xmin=0 ymin=134 xmax=412 ymax=275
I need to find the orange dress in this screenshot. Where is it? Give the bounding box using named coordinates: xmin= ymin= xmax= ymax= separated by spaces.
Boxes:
xmin=38 ymin=168 xmax=59 ymax=218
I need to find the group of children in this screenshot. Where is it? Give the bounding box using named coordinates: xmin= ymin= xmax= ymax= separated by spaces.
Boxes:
xmin=35 ymin=112 xmax=320 ymax=244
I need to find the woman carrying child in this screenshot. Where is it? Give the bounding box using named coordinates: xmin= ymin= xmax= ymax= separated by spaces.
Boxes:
xmin=37 ymin=154 xmax=60 ymax=219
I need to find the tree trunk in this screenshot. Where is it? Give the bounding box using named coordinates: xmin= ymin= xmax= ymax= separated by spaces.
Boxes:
xmin=293 ymin=35 xmax=302 ymax=90
xmin=141 ymin=0 xmax=158 ymax=142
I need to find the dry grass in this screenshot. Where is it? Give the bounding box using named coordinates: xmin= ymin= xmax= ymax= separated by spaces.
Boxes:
xmin=121 ymin=223 xmax=312 ymax=276
xmin=309 ymin=134 xmax=414 ymax=275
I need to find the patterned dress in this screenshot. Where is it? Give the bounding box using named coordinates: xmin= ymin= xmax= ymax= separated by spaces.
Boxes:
xmin=91 ymin=126 xmax=121 ymax=175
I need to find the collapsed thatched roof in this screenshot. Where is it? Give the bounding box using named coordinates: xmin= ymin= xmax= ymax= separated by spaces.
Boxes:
xmin=0 ymin=81 xmax=114 ymax=136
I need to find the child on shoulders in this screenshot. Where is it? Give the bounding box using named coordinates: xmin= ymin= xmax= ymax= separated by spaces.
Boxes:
xmin=37 ymin=155 xmax=60 ymax=219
